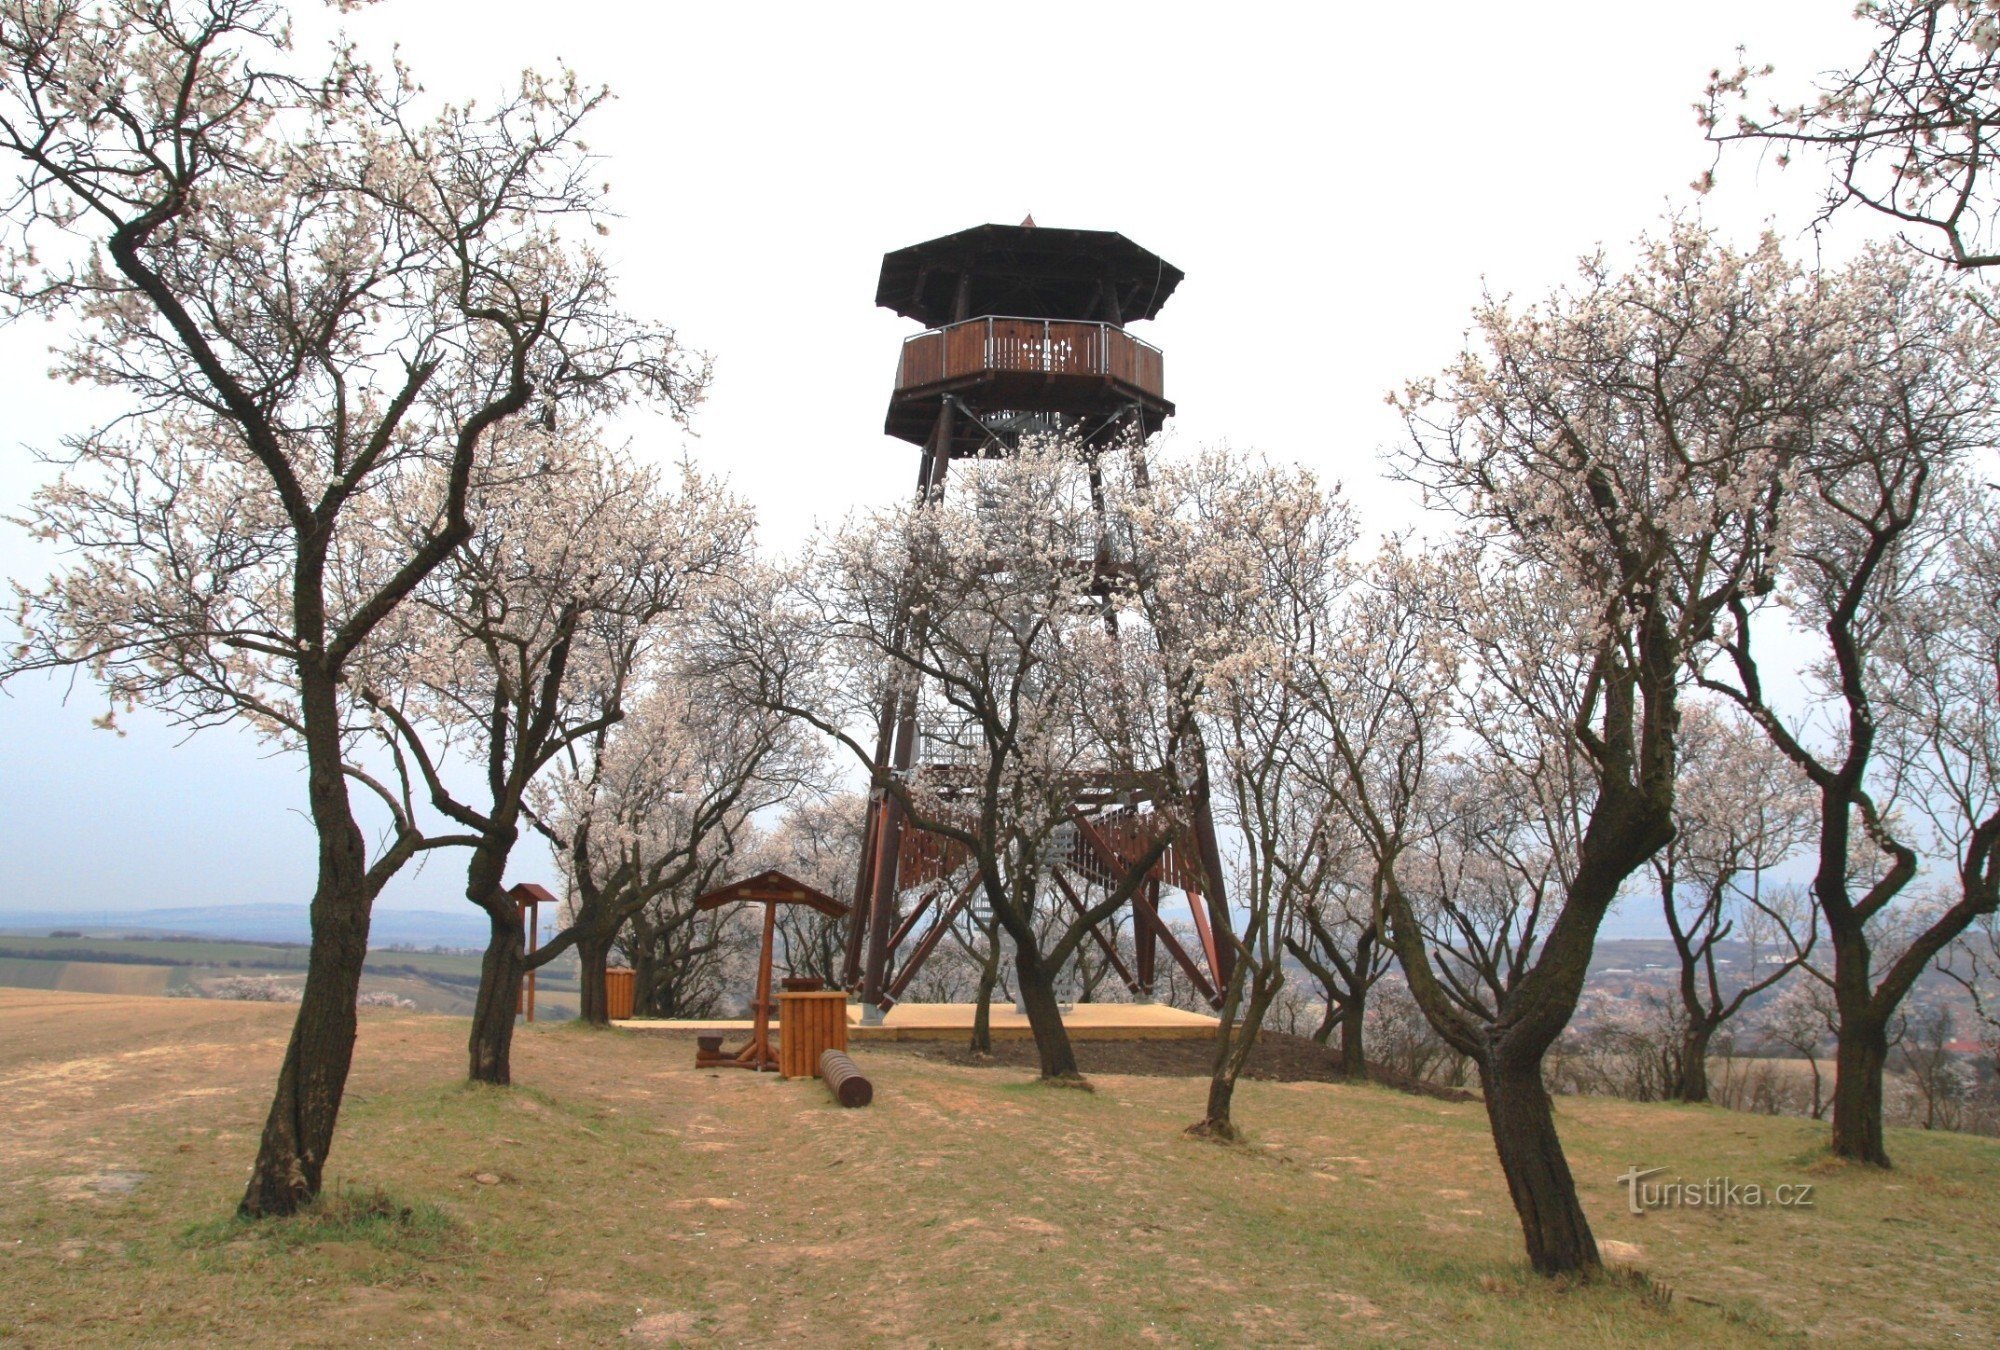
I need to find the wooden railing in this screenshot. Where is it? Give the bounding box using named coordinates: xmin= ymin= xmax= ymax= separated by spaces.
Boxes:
xmin=896 ymin=316 xmax=1165 ymax=399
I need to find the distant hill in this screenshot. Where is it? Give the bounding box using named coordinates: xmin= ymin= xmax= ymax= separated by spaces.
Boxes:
xmin=0 ymin=902 xmax=493 ymax=950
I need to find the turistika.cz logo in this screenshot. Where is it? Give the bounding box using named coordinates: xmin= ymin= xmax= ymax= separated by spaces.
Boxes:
xmin=1615 ymin=1166 xmax=1815 ymax=1214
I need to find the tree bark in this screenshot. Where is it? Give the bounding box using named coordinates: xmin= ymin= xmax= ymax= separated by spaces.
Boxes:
xmin=1478 ymin=1055 xmax=1601 ymax=1275
xmin=1674 ymin=1021 xmax=1714 ymax=1103
xmin=970 ymin=924 xmax=1002 ymax=1055
xmin=1339 ymin=998 xmax=1367 ymax=1079
xmin=1198 ymin=1074 xmax=1238 ymax=1139
xmin=462 ymin=830 xmax=524 ymax=1085
xmin=1311 ymin=1000 xmax=1338 ymax=1046
xmin=578 ymin=931 xmax=615 ymax=1026
xmin=240 ymin=671 xmax=371 ymax=1217
xmin=467 ymin=900 xmax=525 ymax=1085
xmin=1013 ymin=944 xmax=1080 ymax=1081
xmin=1830 ymin=1014 xmax=1890 ymax=1165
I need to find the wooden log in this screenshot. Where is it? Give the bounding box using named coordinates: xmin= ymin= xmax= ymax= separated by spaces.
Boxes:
xmin=819 ymin=1049 xmax=873 ymax=1108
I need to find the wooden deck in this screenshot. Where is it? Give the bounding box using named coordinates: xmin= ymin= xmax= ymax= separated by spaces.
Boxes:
xmin=613 ymin=1000 xmax=1218 ymax=1042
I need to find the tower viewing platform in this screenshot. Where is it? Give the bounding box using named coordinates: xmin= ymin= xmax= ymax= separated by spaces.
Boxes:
xmin=878 ymin=221 xmax=1181 ymax=453
xmin=886 ymin=316 xmax=1168 ymax=447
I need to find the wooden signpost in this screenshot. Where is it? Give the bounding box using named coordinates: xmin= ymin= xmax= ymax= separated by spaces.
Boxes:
xmin=506 ymin=882 xmax=558 ymax=1022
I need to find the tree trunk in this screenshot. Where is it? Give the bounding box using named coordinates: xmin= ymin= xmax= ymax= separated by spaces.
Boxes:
xmin=1338 ymin=997 xmax=1367 ymax=1079
xmin=1674 ymin=1022 xmax=1714 ymax=1103
xmin=1197 ymin=1074 xmax=1238 ymax=1139
xmin=629 ymin=919 xmax=660 ymax=1016
xmin=578 ymin=931 xmax=614 ymax=1027
xmin=1013 ymin=944 xmax=1080 ymax=1081
xmin=1830 ymin=1015 xmax=1891 ymax=1165
xmin=1478 ymin=1055 xmax=1601 ymax=1276
xmin=240 ymin=672 xmax=371 ymax=1217
xmin=970 ymin=926 xmax=1002 ymax=1055
xmin=1310 ymin=998 xmax=1337 ymax=1046
xmin=467 ymin=901 xmax=525 ymax=1085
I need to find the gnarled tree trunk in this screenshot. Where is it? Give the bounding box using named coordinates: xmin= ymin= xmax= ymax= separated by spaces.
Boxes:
xmin=241 ymin=678 xmax=371 ymax=1217
xmin=1674 ymin=1020 xmax=1715 ymax=1103
xmin=577 ymin=931 xmax=615 ymax=1026
xmin=1014 ymin=944 xmax=1079 ymax=1080
xmin=468 ymin=900 xmax=526 ymax=1085
xmin=971 ymin=921 xmax=1003 ymax=1055
xmin=1339 ymin=998 xmax=1367 ymax=1078
xmin=462 ymin=833 xmax=524 ymax=1085
xmin=1831 ymin=1012 xmax=1890 ymax=1165
xmin=1479 ymin=1054 xmax=1600 ymax=1276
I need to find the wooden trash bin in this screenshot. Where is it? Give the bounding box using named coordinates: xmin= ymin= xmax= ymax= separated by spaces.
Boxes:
xmin=604 ymin=967 xmax=636 ymax=1021
xmin=776 ymin=990 xmax=849 ymax=1079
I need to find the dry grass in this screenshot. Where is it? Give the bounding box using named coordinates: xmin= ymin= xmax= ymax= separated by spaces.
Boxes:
xmin=0 ymin=988 xmax=1994 ymax=1345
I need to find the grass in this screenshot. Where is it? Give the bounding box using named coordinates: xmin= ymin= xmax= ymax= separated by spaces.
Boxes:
xmin=0 ymin=988 xmax=1995 ymax=1344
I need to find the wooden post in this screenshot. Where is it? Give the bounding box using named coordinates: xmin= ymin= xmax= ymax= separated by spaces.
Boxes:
xmin=1190 ymin=771 xmax=1235 ymax=990
xmin=524 ymin=898 xmax=538 ymax=1023
xmin=750 ymin=901 xmax=778 ymax=1071
xmin=1134 ymin=877 xmax=1159 ymax=1001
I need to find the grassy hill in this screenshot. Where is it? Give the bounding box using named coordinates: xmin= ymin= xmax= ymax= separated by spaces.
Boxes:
xmin=0 ymin=937 xmax=581 ymax=1018
xmin=0 ymin=989 xmax=1994 ymax=1344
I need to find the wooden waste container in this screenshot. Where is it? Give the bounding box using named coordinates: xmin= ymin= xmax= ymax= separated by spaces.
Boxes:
xmin=776 ymin=990 xmax=849 ymax=1078
xmin=604 ymin=967 xmax=636 ymax=1021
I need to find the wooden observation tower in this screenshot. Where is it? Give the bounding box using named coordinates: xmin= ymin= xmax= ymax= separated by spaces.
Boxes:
xmin=844 ymin=220 xmax=1233 ymax=1020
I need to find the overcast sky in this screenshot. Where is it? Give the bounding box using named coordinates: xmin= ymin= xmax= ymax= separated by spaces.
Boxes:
xmin=0 ymin=2 xmax=1887 ymax=935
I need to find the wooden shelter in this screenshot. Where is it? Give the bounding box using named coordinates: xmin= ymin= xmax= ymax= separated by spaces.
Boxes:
xmin=692 ymin=870 xmax=848 ymax=1072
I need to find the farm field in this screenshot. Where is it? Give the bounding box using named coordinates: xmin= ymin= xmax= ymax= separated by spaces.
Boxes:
xmin=0 ymin=937 xmax=582 ymax=1019
xmin=0 ymin=989 xmax=1994 ymax=1345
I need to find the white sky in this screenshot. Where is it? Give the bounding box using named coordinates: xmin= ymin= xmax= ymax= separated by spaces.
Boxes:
xmin=0 ymin=1 xmax=1885 ymax=933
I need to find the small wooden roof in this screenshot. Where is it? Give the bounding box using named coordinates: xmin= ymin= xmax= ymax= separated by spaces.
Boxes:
xmin=508 ymin=882 xmax=560 ymax=905
xmin=693 ymin=869 xmax=849 ymax=919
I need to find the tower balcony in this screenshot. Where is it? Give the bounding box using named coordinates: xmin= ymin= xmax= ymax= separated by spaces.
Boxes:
xmin=886 ymin=316 xmax=1172 ymax=450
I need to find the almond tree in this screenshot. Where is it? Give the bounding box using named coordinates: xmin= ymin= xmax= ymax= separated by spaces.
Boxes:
xmin=709 ymin=439 xmax=1224 ymax=1083
xmin=1167 ymin=448 xmax=1357 ymax=1136
xmin=616 ymin=854 xmax=750 ymax=1019
xmin=0 ymin=2 xmax=704 ymax=1214
xmin=528 ymin=661 xmax=815 ymax=1024
xmin=1653 ymin=700 xmax=1818 ymax=1102
xmin=1696 ymin=251 xmax=2000 ymax=1163
xmin=1354 ymin=224 xmax=1820 ymax=1275
xmin=1703 ymin=0 xmax=2000 ymax=269
xmin=351 ymin=437 xmax=749 ymax=1083
xmin=1284 ymin=843 xmax=1393 ymax=1074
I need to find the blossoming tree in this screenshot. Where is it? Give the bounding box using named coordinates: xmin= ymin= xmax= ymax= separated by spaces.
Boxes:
xmin=0 ymin=1 xmax=705 ymax=1213
xmin=1351 ymin=224 xmax=1820 ymax=1274
xmin=351 ymin=435 xmax=750 ymax=1083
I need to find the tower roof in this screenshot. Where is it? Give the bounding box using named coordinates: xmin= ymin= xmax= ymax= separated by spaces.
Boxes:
xmin=876 ymin=223 xmax=1183 ymax=326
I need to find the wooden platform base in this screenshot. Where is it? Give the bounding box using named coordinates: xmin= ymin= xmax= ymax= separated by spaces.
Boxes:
xmin=614 ymin=1000 xmax=1218 ymax=1042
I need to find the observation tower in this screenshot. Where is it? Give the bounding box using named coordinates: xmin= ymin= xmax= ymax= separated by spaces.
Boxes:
xmin=845 ymin=220 xmax=1231 ymax=1019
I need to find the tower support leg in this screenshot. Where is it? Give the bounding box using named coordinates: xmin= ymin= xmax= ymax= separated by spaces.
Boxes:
xmin=1134 ymin=878 xmax=1159 ymax=1002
